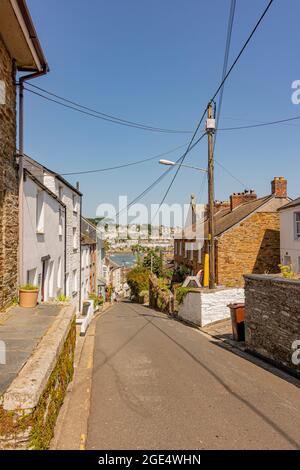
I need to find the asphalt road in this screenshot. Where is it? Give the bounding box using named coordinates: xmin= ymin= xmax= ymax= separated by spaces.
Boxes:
xmin=87 ymin=301 xmax=300 ymax=450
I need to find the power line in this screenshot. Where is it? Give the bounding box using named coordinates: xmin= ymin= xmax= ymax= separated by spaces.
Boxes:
xmin=217 ymin=114 xmax=300 ymax=130
xmin=210 ymin=0 xmax=274 ymax=103
xmin=214 ymin=0 xmax=236 ymax=151
xmin=116 ymin=132 xmax=207 ymax=218
xmin=152 ymin=0 xmax=274 ymax=215
xmin=60 ymin=142 xmax=189 ymax=176
xmin=24 ymin=83 xmax=192 ymax=134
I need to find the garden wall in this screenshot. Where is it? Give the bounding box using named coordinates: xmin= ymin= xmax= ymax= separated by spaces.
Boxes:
xmin=244 ymin=274 xmax=300 ymax=376
xmin=177 ymin=288 xmax=245 ymax=327
xmin=0 ymin=305 xmax=76 ymax=449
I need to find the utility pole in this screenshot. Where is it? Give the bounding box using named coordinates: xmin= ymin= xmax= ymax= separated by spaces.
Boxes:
xmin=206 ymin=102 xmax=215 ymax=289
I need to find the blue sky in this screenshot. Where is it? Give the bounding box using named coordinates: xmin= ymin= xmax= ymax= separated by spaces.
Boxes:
xmin=24 ymin=0 xmax=299 ymax=219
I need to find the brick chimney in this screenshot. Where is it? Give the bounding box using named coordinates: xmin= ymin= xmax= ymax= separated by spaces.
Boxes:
xmin=230 ymin=190 xmax=257 ymax=211
xmin=271 ymin=176 xmax=287 ymax=198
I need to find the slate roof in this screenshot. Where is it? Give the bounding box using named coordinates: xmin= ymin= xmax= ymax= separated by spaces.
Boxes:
xmin=278 ymin=197 xmax=300 ymax=211
xmin=184 ymin=195 xmax=281 ymax=240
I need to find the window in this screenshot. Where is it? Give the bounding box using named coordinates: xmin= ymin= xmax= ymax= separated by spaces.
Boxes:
xmin=58 ymin=185 xmax=63 ymax=201
xmin=198 ymin=247 xmax=202 ymax=263
xmin=73 ymin=269 xmax=78 ymax=293
xmin=59 ymin=210 xmax=63 ymax=237
xmin=284 ymin=255 xmax=291 ymax=266
xmin=66 ymin=272 xmax=70 ymax=297
xmin=295 ymin=212 xmax=300 ymax=239
xmin=73 ymin=227 xmax=77 ymax=250
xmin=36 ymin=190 xmax=44 ymax=233
xmin=72 ymin=194 xmax=77 ymax=213
xmin=27 ymin=268 xmax=37 ymax=286
xmin=57 ymin=257 xmax=62 ymax=289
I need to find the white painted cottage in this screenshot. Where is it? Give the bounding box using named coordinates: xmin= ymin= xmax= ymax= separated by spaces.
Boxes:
xmin=23 ymin=156 xmax=82 ymax=311
xmin=22 ymin=170 xmax=65 ymax=302
xmin=279 ymin=197 xmax=300 ymax=273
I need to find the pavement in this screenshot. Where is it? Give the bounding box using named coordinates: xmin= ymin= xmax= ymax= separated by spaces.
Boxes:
xmin=0 ymin=304 xmax=62 ymax=394
xmin=86 ymin=301 xmax=300 ymax=450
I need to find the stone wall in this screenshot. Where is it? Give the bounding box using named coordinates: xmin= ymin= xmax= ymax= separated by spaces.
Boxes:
xmin=177 ymin=287 xmax=244 ymax=327
xmin=0 ymin=306 xmax=76 ymax=449
xmin=0 ymin=35 xmax=18 ymax=309
xmin=244 ymin=274 xmax=300 ymax=375
xmin=217 ymin=212 xmax=280 ymax=287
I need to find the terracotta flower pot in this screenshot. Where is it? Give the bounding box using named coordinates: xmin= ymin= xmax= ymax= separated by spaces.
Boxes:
xmin=19 ymin=288 xmax=39 ymax=308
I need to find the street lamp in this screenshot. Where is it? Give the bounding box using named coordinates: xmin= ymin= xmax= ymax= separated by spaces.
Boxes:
xmin=159 ymin=159 xmax=208 ymax=174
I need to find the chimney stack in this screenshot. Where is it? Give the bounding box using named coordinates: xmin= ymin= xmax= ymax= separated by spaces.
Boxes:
xmin=271 ymin=177 xmax=287 ymax=198
xmin=230 ymin=189 xmax=257 ymax=211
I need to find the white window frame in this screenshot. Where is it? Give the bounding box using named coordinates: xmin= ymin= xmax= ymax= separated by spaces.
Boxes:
xmin=59 ymin=209 xmax=63 ymax=237
xmin=73 ymin=226 xmax=78 ymax=250
xmin=72 ymin=194 xmax=77 ymax=213
xmin=36 ymin=190 xmax=44 ymax=233
xmin=73 ymin=269 xmax=78 ymax=294
xmin=295 ymin=212 xmax=300 ymax=240
xmin=57 ymin=257 xmax=62 ymax=289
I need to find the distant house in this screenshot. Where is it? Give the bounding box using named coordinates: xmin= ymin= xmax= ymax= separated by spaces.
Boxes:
xmin=278 ymin=197 xmax=300 ymax=273
xmin=103 ymin=257 xmax=123 ymax=294
xmin=22 ymin=170 xmax=65 ymax=301
xmin=174 ymin=177 xmax=290 ymax=287
xmin=81 ymin=217 xmax=98 ymax=307
xmin=23 ymin=156 xmax=82 ymax=311
xmin=0 ymin=0 xmax=48 ymax=308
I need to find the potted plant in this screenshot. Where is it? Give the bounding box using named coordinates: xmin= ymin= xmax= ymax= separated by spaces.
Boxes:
xmin=19 ymin=284 xmax=39 ymax=308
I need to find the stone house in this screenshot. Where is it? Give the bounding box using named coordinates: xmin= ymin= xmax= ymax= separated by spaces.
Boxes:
xmin=0 ymin=0 xmax=48 ymax=309
xmin=278 ymin=196 xmax=300 ymax=273
xmin=174 ymin=177 xmax=290 ymax=287
xmin=23 ymin=155 xmax=82 ymax=312
xmin=22 ymin=169 xmax=66 ymax=302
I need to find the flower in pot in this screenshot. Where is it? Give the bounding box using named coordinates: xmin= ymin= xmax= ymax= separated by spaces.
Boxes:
xmin=19 ymin=284 xmax=39 ymax=308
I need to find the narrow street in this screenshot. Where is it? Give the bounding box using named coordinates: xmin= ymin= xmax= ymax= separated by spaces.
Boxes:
xmin=87 ymin=302 xmax=300 ymax=450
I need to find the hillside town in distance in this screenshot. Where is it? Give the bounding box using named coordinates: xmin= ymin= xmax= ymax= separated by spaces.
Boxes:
xmin=0 ymin=0 xmax=300 ymax=457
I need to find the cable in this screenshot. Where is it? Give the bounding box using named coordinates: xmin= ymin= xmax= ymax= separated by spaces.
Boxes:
xmin=59 ymin=142 xmax=189 ymax=176
xmin=116 ymin=132 xmax=207 ymax=218
xmin=24 ymin=83 xmax=192 ymax=135
xmin=214 ymin=0 xmax=236 ymax=151
xmin=217 ymin=115 xmax=300 ymax=131
xmin=210 ymin=0 xmax=274 ymax=103
xmin=152 ymin=131 xmax=207 ymax=221
xmin=153 ymin=0 xmax=274 ymax=216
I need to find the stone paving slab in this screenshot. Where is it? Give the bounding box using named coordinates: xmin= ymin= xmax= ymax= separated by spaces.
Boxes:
xmin=0 ymin=304 xmax=63 ymax=394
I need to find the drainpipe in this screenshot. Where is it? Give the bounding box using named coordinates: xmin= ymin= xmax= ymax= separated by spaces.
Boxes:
xmin=18 ymin=68 xmax=48 ymax=285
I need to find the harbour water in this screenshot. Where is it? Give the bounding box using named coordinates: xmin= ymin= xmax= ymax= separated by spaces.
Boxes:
xmin=109 ymin=252 xmax=138 ymax=268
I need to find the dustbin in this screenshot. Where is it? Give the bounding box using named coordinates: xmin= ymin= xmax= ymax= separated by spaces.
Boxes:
xmin=227 ymin=303 xmax=245 ymax=341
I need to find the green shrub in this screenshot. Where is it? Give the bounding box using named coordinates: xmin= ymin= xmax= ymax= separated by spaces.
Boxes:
xmin=278 ymin=264 xmax=295 ymax=279
xmin=20 ymin=284 xmax=39 ymax=291
xmin=175 ymin=287 xmax=192 ymax=305
xmin=89 ymin=293 xmax=104 ymax=307
xmin=127 ymin=266 xmax=149 ymax=299
xmin=56 ymin=294 xmax=70 ymax=302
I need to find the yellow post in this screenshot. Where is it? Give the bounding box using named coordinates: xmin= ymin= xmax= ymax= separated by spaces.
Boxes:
xmin=203 ymin=253 xmax=209 ymax=287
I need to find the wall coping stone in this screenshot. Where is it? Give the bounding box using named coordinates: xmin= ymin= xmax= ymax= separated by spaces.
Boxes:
xmin=0 ymin=305 xmax=75 ymax=412
xmin=244 ymin=274 xmax=300 ymax=286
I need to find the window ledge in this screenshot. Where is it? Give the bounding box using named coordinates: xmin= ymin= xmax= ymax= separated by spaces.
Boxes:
xmin=36 ymin=230 xmax=45 ymax=235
